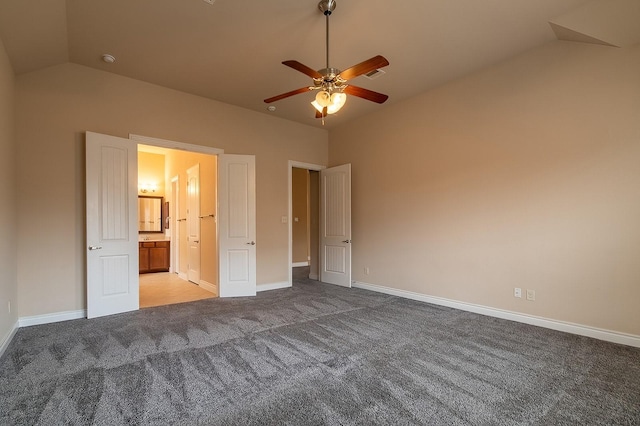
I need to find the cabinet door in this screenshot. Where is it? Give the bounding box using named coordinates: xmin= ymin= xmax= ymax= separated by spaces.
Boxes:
xmin=149 ymin=247 xmax=164 ymax=271
xmin=139 ymin=246 xmax=150 ymax=273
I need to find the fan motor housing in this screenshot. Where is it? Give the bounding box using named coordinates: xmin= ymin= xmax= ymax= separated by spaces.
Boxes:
xmin=318 ymin=67 xmax=341 ymax=81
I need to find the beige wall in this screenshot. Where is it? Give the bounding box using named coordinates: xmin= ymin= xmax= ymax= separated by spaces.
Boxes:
xmin=0 ymin=37 xmax=17 ymax=341
xmin=138 ymin=151 xmax=166 ymax=197
xmin=329 ymin=41 xmax=640 ymax=336
xmin=292 ymin=167 xmax=310 ymax=264
xmin=15 ymin=63 xmax=328 ymax=317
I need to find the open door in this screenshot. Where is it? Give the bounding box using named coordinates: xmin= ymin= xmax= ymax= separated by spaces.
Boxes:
xmin=218 ymin=154 xmax=256 ymax=297
xmin=187 ymin=164 xmax=201 ymax=283
xmin=320 ymin=163 xmax=352 ymax=287
xmin=86 ymin=132 xmax=139 ymax=318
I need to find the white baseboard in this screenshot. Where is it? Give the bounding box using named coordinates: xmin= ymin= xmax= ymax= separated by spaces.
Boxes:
xmin=292 ymin=262 xmax=309 ymax=267
xmin=353 ymin=281 xmax=640 ymax=348
xmin=178 ymin=272 xmax=188 ymax=281
xmin=309 ymin=273 xmax=319 ymax=280
xmin=18 ymin=310 xmax=87 ymax=328
xmin=199 ymin=280 xmax=218 ymax=295
xmin=0 ymin=320 xmax=19 ymax=358
xmin=257 ymin=281 xmax=291 ymax=292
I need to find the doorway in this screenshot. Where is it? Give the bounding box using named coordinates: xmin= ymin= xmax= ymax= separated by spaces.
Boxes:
xmin=86 ymin=132 xmax=257 ymax=318
xmin=136 ymin=141 xmax=219 ymax=307
xmin=288 ymin=161 xmax=324 ymax=286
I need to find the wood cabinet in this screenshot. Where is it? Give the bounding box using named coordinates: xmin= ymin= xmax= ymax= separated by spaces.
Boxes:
xmin=139 ymin=241 xmax=170 ymax=273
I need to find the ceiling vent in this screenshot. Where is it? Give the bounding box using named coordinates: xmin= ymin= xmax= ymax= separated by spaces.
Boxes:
xmin=363 ymin=68 xmax=386 ymax=80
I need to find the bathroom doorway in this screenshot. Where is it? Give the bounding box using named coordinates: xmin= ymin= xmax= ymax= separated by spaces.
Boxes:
xmin=137 ymin=143 xmax=218 ymax=308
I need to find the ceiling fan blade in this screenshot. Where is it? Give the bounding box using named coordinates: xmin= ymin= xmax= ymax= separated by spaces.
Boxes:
xmin=264 ymin=87 xmax=311 ymax=103
xmin=282 ymin=60 xmax=323 ymax=79
xmin=338 ymin=55 xmax=389 ymax=81
xmin=344 ymin=85 xmax=389 ymax=104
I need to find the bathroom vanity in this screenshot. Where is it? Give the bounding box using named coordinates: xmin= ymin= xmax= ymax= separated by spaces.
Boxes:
xmin=139 ymin=240 xmax=170 ymax=273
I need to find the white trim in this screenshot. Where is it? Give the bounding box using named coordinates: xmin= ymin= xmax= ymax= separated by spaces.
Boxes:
xmin=353 ymin=281 xmax=640 ymax=348
xmin=199 ymin=279 xmax=218 ymax=295
xmin=292 ymin=261 xmax=309 ymax=267
xmin=170 ymin=175 xmax=179 ymax=274
xmin=257 ymin=281 xmax=291 ymax=292
xmin=0 ymin=320 xmax=19 ymax=358
xmin=19 ymin=310 xmax=87 ymax=327
xmin=288 ymin=161 xmax=325 ymax=288
xmin=130 ymin=134 xmax=224 ymax=155
xmin=178 ymin=272 xmax=188 ymax=281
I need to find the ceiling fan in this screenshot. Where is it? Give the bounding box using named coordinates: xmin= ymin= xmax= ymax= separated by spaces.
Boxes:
xmin=264 ymin=0 xmax=389 ymax=123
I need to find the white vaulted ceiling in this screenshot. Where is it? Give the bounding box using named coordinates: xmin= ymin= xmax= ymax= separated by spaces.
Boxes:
xmin=0 ymin=0 xmax=637 ymax=129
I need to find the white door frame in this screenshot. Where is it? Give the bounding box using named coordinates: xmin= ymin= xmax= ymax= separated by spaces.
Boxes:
xmin=288 ymin=161 xmax=326 ymax=287
xmin=130 ymin=134 xmax=223 ymax=282
xmin=170 ymin=175 xmax=179 ymax=274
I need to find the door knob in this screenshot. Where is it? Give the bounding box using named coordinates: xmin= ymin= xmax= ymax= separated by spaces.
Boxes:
xmin=88 ymin=246 xmax=103 ymax=250
xmin=247 ymin=241 xmax=256 ymax=245
xmin=342 ymin=239 xmax=351 ymax=244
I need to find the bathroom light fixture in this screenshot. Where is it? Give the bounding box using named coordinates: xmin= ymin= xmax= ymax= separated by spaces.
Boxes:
xmin=139 ymin=183 xmax=157 ymax=193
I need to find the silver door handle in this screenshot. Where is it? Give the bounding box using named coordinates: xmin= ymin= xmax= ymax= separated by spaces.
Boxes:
xmin=247 ymin=241 xmax=256 ymax=245
xmin=88 ymin=246 xmax=103 ymax=250
xmin=342 ymin=239 xmax=351 ymax=244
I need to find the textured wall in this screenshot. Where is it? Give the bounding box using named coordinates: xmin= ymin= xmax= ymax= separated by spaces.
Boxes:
xmin=15 ymin=63 xmax=328 ymax=317
xmin=330 ymin=41 xmax=640 ymax=335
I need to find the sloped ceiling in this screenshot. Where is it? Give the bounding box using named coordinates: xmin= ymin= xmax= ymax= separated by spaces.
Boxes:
xmin=0 ymin=0 xmax=635 ymax=129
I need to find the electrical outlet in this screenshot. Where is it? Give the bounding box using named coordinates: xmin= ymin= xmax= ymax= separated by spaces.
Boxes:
xmin=514 ymin=288 xmax=522 ymax=298
xmin=364 ymin=267 xmax=370 ymax=275
xmin=526 ymin=289 xmax=536 ymax=301
xmin=281 ymin=216 xmax=287 ymax=223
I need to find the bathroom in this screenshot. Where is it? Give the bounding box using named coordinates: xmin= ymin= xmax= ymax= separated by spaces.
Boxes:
xmin=137 ymin=144 xmax=218 ymax=307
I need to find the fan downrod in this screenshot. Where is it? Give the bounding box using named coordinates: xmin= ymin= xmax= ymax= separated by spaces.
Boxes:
xmin=318 ymin=0 xmax=336 ymax=15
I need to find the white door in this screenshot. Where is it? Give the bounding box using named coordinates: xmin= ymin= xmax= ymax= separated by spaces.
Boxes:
xmin=86 ymin=131 xmax=139 ymax=318
xmin=218 ymin=154 xmax=256 ymax=297
xmin=320 ymin=163 xmax=352 ymax=287
xmin=187 ymin=164 xmax=201 ymax=283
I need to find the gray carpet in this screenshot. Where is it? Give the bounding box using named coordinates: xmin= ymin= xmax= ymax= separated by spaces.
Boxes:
xmin=1 ymin=268 xmax=639 ymax=425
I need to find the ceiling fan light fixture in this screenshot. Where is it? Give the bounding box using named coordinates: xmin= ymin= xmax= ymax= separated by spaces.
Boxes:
xmin=311 ymin=91 xmax=346 ymax=114
xmin=315 ymin=90 xmax=331 ymax=107
xmin=263 ymin=0 xmax=389 ymax=124
xmin=330 ymin=92 xmax=347 ymax=110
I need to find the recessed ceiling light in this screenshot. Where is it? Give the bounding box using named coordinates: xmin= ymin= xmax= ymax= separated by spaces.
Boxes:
xmin=267 ymin=105 xmax=276 ymax=112
xmin=101 ymin=54 xmax=116 ymax=63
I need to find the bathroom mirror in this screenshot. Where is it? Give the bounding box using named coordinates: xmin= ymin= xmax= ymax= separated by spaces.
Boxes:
xmin=138 ymin=196 xmax=164 ymax=233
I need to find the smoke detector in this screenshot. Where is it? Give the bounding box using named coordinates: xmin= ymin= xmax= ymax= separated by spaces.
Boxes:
xmin=101 ymin=54 xmax=116 ymax=64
